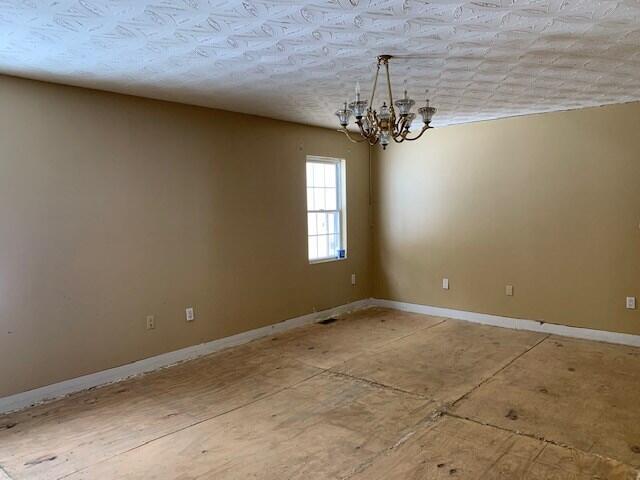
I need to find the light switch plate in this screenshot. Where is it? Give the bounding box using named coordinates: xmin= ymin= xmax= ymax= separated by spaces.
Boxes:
xmin=626 ymin=297 xmax=636 ymax=310
xmin=186 ymin=307 xmax=195 ymax=321
xmin=506 ymin=285 xmax=514 ymax=296
xmin=442 ymin=278 xmax=449 ymax=290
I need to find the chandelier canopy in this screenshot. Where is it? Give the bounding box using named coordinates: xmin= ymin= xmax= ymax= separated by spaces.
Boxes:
xmin=335 ymin=55 xmax=436 ymax=149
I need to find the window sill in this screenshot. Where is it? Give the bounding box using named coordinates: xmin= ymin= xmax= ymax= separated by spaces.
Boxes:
xmin=309 ymin=256 xmax=347 ymax=265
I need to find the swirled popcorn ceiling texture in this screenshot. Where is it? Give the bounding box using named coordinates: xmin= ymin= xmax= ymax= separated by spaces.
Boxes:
xmin=0 ymin=0 xmax=639 ymax=128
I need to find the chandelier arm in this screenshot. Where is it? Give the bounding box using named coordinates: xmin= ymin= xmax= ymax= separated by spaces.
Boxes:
xmin=360 ymin=113 xmax=374 ymax=138
xmin=356 ymin=120 xmax=367 ymax=137
xmin=371 ymin=110 xmax=380 ymax=126
xmin=392 ymin=116 xmax=408 ymax=138
xmin=358 ymin=120 xmax=375 ymax=142
xmin=337 ymin=128 xmax=368 ymax=144
xmin=367 ymin=111 xmax=377 ymax=136
xmin=403 ymin=125 xmax=432 ymax=141
xmin=392 ymin=127 xmax=409 ymax=143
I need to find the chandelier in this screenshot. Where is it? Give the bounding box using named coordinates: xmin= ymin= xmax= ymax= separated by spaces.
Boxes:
xmin=335 ymin=55 xmax=436 ymax=149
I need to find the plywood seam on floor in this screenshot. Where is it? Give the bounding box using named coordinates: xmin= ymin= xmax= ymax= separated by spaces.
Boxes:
xmin=341 ymin=409 xmax=446 ymax=479
xmin=526 ymin=443 xmax=548 ymax=475
xmin=55 ymin=369 xmax=327 ymax=480
xmin=447 ymin=334 xmax=551 ymax=410
xmin=443 ymin=412 xmax=640 ymax=474
xmin=292 ymin=318 xmax=448 ymax=371
xmin=476 ymin=428 xmax=521 ymax=478
xmin=372 ymin=318 xmax=449 ymax=350
xmin=327 ymin=370 xmax=429 ymax=400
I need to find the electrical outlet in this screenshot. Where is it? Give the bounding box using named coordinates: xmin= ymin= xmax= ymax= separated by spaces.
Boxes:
xmin=626 ymin=297 xmax=636 ymax=310
xmin=186 ymin=307 xmax=195 ymax=321
xmin=442 ymin=278 xmax=449 ymax=290
xmin=351 ymin=273 xmax=356 ymax=286
xmin=146 ymin=315 xmax=155 ymax=330
xmin=506 ymin=285 xmax=514 ymax=296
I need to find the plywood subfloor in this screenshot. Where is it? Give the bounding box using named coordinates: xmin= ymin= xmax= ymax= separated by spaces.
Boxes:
xmin=0 ymin=307 xmax=639 ymax=479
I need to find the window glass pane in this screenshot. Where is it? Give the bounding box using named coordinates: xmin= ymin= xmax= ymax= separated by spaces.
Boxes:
xmin=313 ymin=163 xmax=325 ymax=187
xmin=306 ymin=163 xmax=313 ymax=188
xmin=307 ymin=213 xmax=317 ymax=236
xmin=325 ymin=187 xmax=337 ymax=210
xmin=317 ymin=235 xmax=328 ymax=258
xmin=307 ymin=188 xmax=314 ymax=210
xmin=313 ymin=188 xmax=325 ymax=211
xmin=308 ymin=236 xmax=318 ymax=260
xmin=324 ymin=163 xmax=336 ymax=188
xmin=327 ymin=212 xmax=338 ymax=234
xmin=328 ymin=234 xmax=340 ymax=256
xmin=317 ymin=212 xmax=328 ymax=235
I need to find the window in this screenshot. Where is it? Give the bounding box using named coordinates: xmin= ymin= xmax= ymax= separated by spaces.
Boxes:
xmin=306 ymin=156 xmax=346 ymax=263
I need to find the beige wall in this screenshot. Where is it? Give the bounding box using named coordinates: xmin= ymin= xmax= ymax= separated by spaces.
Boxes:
xmin=374 ymin=102 xmax=640 ymax=335
xmin=0 ymin=75 xmax=371 ymax=397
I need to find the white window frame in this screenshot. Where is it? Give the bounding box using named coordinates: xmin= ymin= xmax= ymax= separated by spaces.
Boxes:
xmin=306 ymin=156 xmax=347 ymax=264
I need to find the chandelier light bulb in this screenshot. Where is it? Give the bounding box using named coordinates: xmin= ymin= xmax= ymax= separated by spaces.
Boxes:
xmin=394 ymin=89 xmax=415 ymax=117
xmin=335 ymin=101 xmax=352 ymax=127
xmin=349 ymin=81 xmax=368 ymax=120
xmin=418 ymin=91 xmax=437 ymax=125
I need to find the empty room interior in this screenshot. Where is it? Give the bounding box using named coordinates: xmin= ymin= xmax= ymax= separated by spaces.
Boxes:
xmin=1 ymin=1 xmax=640 ymax=479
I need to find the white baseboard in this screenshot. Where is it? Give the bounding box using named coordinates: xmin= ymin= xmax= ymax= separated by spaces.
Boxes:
xmin=0 ymin=299 xmax=371 ymax=415
xmin=372 ymin=298 xmax=640 ymax=348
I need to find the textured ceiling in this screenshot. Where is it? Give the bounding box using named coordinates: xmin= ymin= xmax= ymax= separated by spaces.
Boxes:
xmin=1 ymin=0 xmax=639 ymax=129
